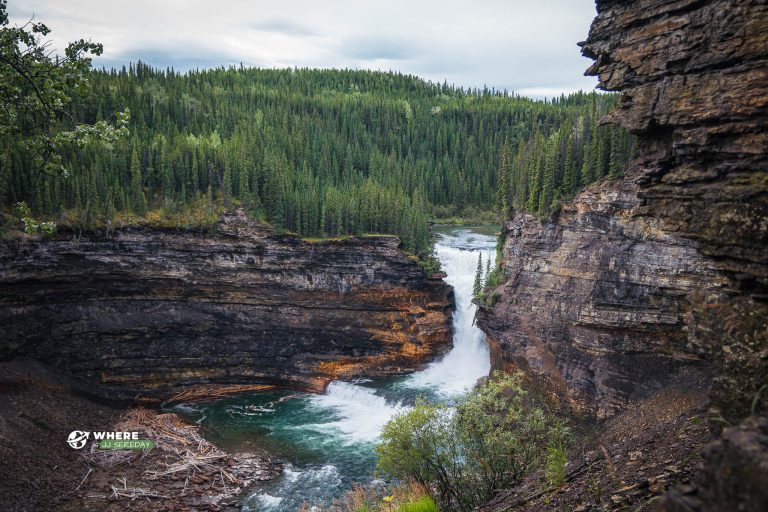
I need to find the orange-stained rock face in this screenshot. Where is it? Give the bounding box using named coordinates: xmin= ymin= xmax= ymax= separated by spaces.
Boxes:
xmin=0 ymin=210 xmax=453 ymax=393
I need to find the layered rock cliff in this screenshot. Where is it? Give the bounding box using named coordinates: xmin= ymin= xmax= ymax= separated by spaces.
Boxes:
xmin=477 ymin=180 xmax=721 ymax=418
xmin=0 ymin=210 xmax=452 ymax=393
xmin=583 ymin=0 xmax=768 ymax=424
xmin=472 ymin=2 xmax=768 ymax=509
xmin=478 ymin=0 xmax=767 ymax=423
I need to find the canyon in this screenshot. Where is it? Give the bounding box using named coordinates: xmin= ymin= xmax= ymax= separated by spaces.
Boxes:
xmin=0 ymin=0 xmax=765 ymax=510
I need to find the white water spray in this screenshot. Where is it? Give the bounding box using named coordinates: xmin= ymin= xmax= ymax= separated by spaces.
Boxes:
xmin=307 ymin=381 xmax=406 ymax=443
xmin=244 ymin=228 xmax=498 ymax=511
xmin=405 ymin=233 xmax=495 ymax=396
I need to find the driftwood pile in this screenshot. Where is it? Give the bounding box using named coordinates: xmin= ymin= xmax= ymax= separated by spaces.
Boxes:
xmin=164 ymin=384 xmax=275 ymax=404
xmin=79 ymin=407 xmax=276 ymax=506
xmin=108 ymin=477 xmax=170 ymax=500
xmin=87 ymin=408 xmax=241 ymax=485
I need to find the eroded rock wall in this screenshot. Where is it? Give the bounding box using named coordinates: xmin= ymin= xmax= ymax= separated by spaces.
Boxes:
xmin=0 ymin=211 xmax=453 ymax=392
xmin=583 ymin=0 xmax=768 ymax=423
xmin=478 ymin=0 xmax=767 ymax=422
xmin=477 ymin=180 xmax=721 ymax=418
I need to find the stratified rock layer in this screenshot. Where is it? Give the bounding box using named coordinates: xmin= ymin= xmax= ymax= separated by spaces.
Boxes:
xmin=477 ymin=1 xmax=766 ymax=508
xmin=478 ymin=0 xmax=767 ymax=421
xmin=583 ymin=0 xmax=768 ymax=423
xmin=0 ymin=211 xmax=452 ymax=392
xmin=477 ymin=181 xmax=721 ymax=418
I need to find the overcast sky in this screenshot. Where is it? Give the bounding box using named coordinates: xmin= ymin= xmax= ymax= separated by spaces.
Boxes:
xmin=9 ymin=0 xmax=599 ymax=98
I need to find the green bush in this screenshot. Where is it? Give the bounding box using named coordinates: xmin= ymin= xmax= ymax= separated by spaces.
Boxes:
xmin=40 ymin=221 xmax=56 ymax=237
xmin=12 ymin=201 xmax=56 ymax=237
xmin=13 ymin=201 xmax=32 ymax=219
xmin=417 ymin=253 xmax=442 ymax=276
xmin=22 ymin=217 xmax=40 ymax=234
xmin=376 ymin=372 xmax=569 ymax=511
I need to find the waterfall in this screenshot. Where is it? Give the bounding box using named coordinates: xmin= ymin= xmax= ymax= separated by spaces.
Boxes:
xmin=404 ymin=237 xmax=494 ymax=396
xmin=308 ymin=228 xmax=496 ymax=434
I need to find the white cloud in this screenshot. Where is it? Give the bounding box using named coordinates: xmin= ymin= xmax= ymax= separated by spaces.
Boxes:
xmin=7 ymin=0 xmax=599 ymax=97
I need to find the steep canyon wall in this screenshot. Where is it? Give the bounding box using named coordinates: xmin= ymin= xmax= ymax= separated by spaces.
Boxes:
xmin=478 ymin=0 xmax=767 ymax=423
xmin=0 ymin=210 xmax=453 ymax=393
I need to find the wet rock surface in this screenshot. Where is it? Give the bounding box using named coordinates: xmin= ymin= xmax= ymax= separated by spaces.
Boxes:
xmin=0 ymin=210 xmax=453 ymax=393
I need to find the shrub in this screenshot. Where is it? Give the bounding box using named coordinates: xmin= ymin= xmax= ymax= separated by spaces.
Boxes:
xmin=22 ymin=217 xmax=40 ymax=234
xmin=417 ymin=253 xmax=442 ymax=275
xmin=376 ymin=372 xmax=569 ymax=511
xmin=12 ymin=201 xmax=56 ymax=236
xmin=40 ymin=221 xmax=56 ymax=237
xmin=13 ymin=201 xmax=32 ymax=219
xmin=545 ymin=442 xmax=568 ymax=487
xmin=332 ymin=481 xmax=436 ymax=512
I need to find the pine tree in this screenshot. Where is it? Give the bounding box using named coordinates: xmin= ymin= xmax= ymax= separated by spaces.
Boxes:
xmin=1 ymin=62 xmax=630 ymax=256
xmin=563 ymin=136 xmax=575 ymax=196
xmin=473 ymin=253 xmax=484 ymax=300
xmin=129 ymin=146 xmax=147 ymax=214
xmin=497 ymin=142 xmax=512 ymax=218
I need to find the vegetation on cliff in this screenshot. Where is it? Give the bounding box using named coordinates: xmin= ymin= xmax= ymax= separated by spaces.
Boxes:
xmin=496 ymin=100 xmax=633 ymax=220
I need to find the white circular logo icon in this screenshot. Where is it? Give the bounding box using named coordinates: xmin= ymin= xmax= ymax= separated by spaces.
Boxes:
xmin=67 ymin=430 xmax=90 ymax=449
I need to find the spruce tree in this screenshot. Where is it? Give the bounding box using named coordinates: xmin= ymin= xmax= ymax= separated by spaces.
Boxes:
xmin=1 ymin=57 xmax=631 ymax=256
xmin=473 ymin=253 xmax=484 ymax=300
xmin=129 ymin=146 xmax=147 ymax=214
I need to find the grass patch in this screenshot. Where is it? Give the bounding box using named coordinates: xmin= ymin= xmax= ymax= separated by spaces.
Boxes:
xmin=394 ymin=496 xmax=439 ymax=512
xmin=301 ymin=233 xmax=399 ymax=244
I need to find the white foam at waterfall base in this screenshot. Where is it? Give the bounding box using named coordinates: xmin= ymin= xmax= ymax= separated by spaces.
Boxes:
xmin=405 ymin=238 xmax=495 ymax=396
xmin=307 ymin=381 xmax=407 ymax=443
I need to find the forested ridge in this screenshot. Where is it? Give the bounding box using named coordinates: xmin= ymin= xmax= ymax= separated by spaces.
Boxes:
xmin=1 ymin=62 xmax=632 ymax=254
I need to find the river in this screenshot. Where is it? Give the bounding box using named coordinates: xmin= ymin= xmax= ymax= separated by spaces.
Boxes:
xmin=171 ymin=226 xmax=498 ymax=510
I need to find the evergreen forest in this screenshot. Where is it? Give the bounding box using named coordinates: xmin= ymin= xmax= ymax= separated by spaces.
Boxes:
xmin=1 ymin=63 xmax=633 ymax=254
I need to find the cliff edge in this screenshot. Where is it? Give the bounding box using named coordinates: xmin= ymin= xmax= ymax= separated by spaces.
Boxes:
xmin=479 ymin=0 xmax=766 ymax=425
